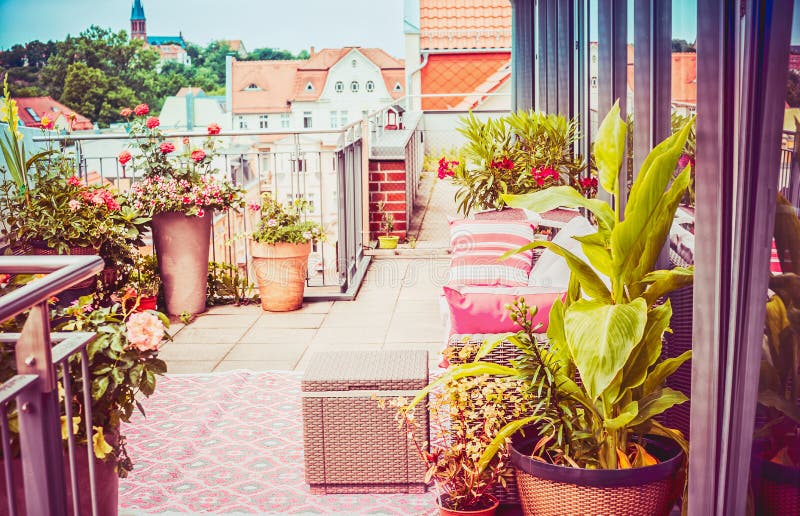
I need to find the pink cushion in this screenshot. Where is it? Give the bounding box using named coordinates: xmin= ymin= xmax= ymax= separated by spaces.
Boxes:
xmin=443 ymin=285 xmax=565 ymax=335
xmin=448 ymin=219 xmax=536 ymax=287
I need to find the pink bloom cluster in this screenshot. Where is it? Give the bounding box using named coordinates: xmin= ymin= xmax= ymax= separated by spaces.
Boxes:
xmin=160 ymin=142 xmax=175 ymax=154
xmin=579 ymin=176 xmax=598 ymax=191
xmin=80 ymin=188 xmax=121 ymax=211
xmin=491 ymin=157 xmax=514 ymax=170
xmin=438 ymin=157 xmax=459 ymax=179
xmin=130 ymin=174 xmax=236 ymax=216
xmin=118 ymin=150 xmax=132 ymax=165
xmin=67 ymin=175 xmax=82 ymax=187
xmin=190 ymin=149 xmax=206 ymax=163
xmin=146 ymin=117 xmax=160 ymax=129
xmin=532 ymin=167 xmax=560 ymax=187
xmin=125 ymin=311 xmax=165 ymax=352
xmin=678 ymin=154 xmax=695 ymax=170
xmin=207 ymin=123 xmax=221 ymax=135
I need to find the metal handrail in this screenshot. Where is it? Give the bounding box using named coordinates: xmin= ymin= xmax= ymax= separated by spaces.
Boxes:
xmin=0 ymin=255 xmax=104 ymax=324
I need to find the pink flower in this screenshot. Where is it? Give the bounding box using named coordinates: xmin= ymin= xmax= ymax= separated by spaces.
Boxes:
xmin=68 ymin=199 xmax=81 ymax=211
xmin=125 ymin=312 xmax=165 ymax=352
xmin=133 ymin=104 xmax=149 ymax=116
xmin=91 ymin=193 xmax=105 ymax=205
xmin=67 ymin=175 xmax=82 ymax=187
xmin=678 ymin=154 xmax=695 ymax=169
xmin=247 ymin=202 xmax=261 ymax=212
xmin=160 ymin=142 xmax=175 ymax=154
xmin=190 ymin=149 xmax=206 ymax=163
xmin=267 ymin=218 xmax=278 ymax=227
xmin=207 ymin=123 xmax=221 ymax=135
xmin=182 ymin=137 xmax=190 ymax=145
xmin=120 ymin=107 xmax=133 ymax=117
xmin=146 ymin=117 xmax=160 ymax=129
xmin=196 ymin=209 xmax=205 ymax=217
xmin=118 ymin=150 xmax=132 ymax=165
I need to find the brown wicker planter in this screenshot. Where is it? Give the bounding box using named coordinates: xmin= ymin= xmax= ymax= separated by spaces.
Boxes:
xmin=511 ymin=431 xmax=685 ymax=516
xmin=751 ymin=454 xmax=800 ymax=515
xmin=473 ymin=207 xmax=527 ymax=221
xmin=436 ymin=493 xmax=499 ymax=516
xmin=151 ymin=210 xmax=212 ymax=316
xmin=31 ymin=243 xmax=98 ymax=288
xmin=251 ymin=241 xmax=310 ymax=312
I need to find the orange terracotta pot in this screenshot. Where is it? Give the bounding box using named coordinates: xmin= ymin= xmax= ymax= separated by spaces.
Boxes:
xmin=436 ymin=494 xmax=499 ymax=516
xmin=250 ymin=241 xmax=311 ymax=312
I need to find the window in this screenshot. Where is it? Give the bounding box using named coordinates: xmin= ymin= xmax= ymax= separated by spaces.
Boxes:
xmin=294 ymin=159 xmax=307 ymax=172
xmin=303 ymin=111 xmax=312 ymax=129
xmin=305 ymin=82 xmax=314 ymax=92
xmin=362 ymin=110 xmax=369 ymax=119
xmin=258 ymin=115 xmax=269 ymax=129
xmin=280 ymin=113 xmax=290 ymax=128
xmin=365 ymin=80 xmax=374 ymax=92
xmin=393 ymin=82 xmax=402 ymax=92
xmin=335 ymin=81 xmax=344 ymax=93
xmin=340 ymin=110 xmax=348 ymax=126
xmin=25 ymin=108 xmax=40 ymax=122
xmin=591 ymin=76 xmax=598 ymax=88
xmin=238 ymin=116 xmax=248 ymax=129
xmin=244 ymin=83 xmax=260 ymax=91
xmin=51 ymin=106 xmax=59 ymax=112
xmin=351 ymin=59 xmax=357 ymax=68
xmin=330 ymin=110 xmax=339 ymax=128
xmin=350 ymin=81 xmax=359 ymax=93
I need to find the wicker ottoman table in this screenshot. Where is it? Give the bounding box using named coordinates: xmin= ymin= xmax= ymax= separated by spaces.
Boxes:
xmin=301 ymin=350 xmax=429 ymax=494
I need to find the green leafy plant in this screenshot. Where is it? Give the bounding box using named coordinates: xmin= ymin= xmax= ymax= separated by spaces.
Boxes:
xmin=250 ymin=195 xmax=325 ymax=245
xmin=207 ymin=261 xmax=258 ymax=306
xmin=445 ymin=110 xmax=586 ymax=216
xmin=756 ymin=193 xmax=800 ymax=467
xmin=123 ymin=252 xmax=160 ymax=298
xmin=386 ymin=374 xmax=531 ymax=511
xmin=411 ymin=101 xmax=695 ymax=473
xmin=377 ymin=201 xmax=395 ymax=236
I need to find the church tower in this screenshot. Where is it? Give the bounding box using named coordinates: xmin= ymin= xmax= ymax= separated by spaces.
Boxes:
xmin=130 ymin=0 xmax=146 ymax=40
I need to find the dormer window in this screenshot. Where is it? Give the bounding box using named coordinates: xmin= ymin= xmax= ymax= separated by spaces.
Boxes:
xmin=350 ymin=81 xmax=359 ymax=93
xmin=393 ymin=82 xmax=402 ymax=92
xmin=335 ymin=81 xmax=344 ymax=93
xmin=351 ymin=59 xmax=357 ymax=68
xmin=244 ymin=83 xmax=260 ymax=91
xmin=365 ymin=80 xmax=375 ymax=92
xmin=305 ymin=82 xmax=314 ymax=92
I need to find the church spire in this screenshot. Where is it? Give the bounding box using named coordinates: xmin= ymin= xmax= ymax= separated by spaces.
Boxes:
xmin=130 ymin=0 xmax=146 ymax=40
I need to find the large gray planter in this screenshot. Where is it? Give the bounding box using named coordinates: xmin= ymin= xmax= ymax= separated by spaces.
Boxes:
xmin=152 ymin=210 xmax=212 ymax=315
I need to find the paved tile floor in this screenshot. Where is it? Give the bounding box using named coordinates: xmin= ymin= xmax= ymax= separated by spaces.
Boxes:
xmin=159 ymin=257 xmax=450 ymax=373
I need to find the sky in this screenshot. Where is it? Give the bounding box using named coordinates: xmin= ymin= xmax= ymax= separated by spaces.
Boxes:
xmin=0 ymin=0 xmax=406 ymax=55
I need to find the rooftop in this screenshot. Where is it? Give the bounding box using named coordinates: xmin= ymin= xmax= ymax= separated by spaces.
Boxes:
xmin=419 ymin=0 xmax=512 ymax=50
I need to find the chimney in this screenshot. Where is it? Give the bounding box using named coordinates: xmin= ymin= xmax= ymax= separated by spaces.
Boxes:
xmin=309 ymin=46 xmax=315 ymax=58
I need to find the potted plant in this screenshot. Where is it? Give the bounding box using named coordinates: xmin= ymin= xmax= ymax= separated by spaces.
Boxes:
xmin=413 ymin=102 xmax=695 ymax=515
xmin=248 ymin=195 xmax=324 ymax=311
xmin=122 ymin=253 xmax=160 ymax=312
xmin=123 ymin=106 xmax=243 ymax=316
xmin=0 ymin=287 xmax=169 ymax=516
xmin=751 ymin=193 xmax=800 ymax=514
xmin=441 ymin=111 xmax=585 ymax=216
xmin=390 ymin=374 xmax=532 ymax=515
xmin=377 ymin=201 xmax=399 ymax=249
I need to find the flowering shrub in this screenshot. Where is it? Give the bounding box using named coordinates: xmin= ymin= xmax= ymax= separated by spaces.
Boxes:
xmin=120 ymin=105 xmax=243 ymax=216
xmin=445 ymin=110 xmax=586 ymax=215
xmin=250 ymin=196 xmax=325 ymax=245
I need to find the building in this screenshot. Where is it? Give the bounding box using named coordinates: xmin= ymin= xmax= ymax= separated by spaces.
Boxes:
xmin=222 ymin=40 xmax=248 ymax=59
xmin=404 ymin=0 xmax=512 ymax=111
xmin=158 ymin=88 xmax=229 ymax=131
xmin=1 ymin=96 xmax=93 ymax=131
xmin=129 ymin=0 xmax=191 ymax=66
xmin=228 ymin=47 xmax=405 ymax=132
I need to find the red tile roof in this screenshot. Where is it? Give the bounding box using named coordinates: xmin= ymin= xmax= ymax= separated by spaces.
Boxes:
xmin=232 ymin=47 xmax=405 ymax=113
xmin=420 ymin=52 xmax=510 ymax=109
xmin=13 ymin=96 xmax=93 ymax=130
xmin=420 ymin=0 xmax=512 ymax=50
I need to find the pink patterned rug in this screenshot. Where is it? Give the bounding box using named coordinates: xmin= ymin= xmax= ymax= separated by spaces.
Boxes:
xmin=119 ymin=371 xmax=437 ymax=514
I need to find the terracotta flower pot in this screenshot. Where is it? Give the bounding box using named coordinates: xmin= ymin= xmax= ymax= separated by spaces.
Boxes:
xmin=436 ymin=494 xmax=499 ymax=516
xmin=151 ymin=210 xmax=212 ymax=316
xmin=250 ymin=241 xmax=311 ymax=312
xmin=510 ymin=431 xmax=685 ymax=516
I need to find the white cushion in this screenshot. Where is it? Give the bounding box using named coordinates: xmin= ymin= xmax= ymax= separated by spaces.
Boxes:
xmin=529 ymin=217 xmax=596 ymax=289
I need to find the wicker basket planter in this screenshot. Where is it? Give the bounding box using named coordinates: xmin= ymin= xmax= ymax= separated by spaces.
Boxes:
xmin=510 ymin=431 xmax=685 ymax=516
xmin=250 ymin=241 xmax=311 ymax=312
xmin=436 ymin=493 xmax=499 ymax=516
xmin=31 ymin=243 xmax=98 ymax=288
xmin=751 ymin=454 xmax=800 ymax=515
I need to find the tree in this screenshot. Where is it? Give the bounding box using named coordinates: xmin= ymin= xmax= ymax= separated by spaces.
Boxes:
xmin=788 ymin=70 xmax=800 ymax=108
xmin=671 ymin=39 xmax=696 ymax=53
xmin=246 ymin=47 xmax=308 ymax=61
xmin=60 ymin=62 xmax=136 ymax=126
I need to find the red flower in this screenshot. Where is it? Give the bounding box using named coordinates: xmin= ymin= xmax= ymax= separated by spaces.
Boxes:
xmin=207 ymin=123 xmax=221 ymax=135
xmin=118 ymin=150 xmax=132 ymax=166
xmin=133 ymin=104 xmax=149 ymax=116
xmin=160 ymin=142 xmax=175 ymax=154
xmin=67 ymin=175 xmax=82 ymax=187
xmin=146 ymin=117 xmax=160 ymax=129
xmin=190 ymin=149 xmax=206 ymax=163
xmin=182 ymin=137 xmax=190 ymax=145
xmin=120 ymin=107 xmax=133 ymax=117
xmin=40 ymin=115 xmax=54 ymax=130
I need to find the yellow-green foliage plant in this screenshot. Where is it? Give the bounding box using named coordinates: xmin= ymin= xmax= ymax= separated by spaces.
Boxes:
xmin=407 ymin=101 xmax=695 ymax=472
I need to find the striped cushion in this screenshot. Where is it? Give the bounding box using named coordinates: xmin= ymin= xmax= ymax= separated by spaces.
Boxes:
xmin=448 ymin=219 xmax=535 ymax=286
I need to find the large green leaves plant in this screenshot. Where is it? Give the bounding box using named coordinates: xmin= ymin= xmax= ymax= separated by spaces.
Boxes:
xmin=409 ymin=102 xmax=695 ymax=471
